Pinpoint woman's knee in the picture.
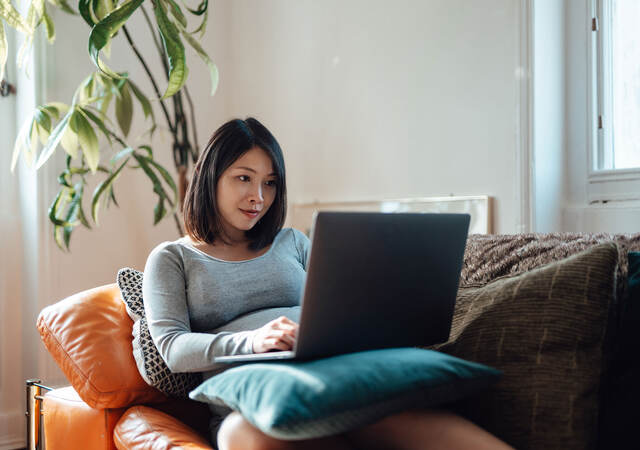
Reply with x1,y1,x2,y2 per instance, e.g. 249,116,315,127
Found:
345,410,513,450
217,412,291,450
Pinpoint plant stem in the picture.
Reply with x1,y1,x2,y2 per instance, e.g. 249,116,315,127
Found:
141,5,194,219
173,212,184,236
121,25,175,134
184,85,199,161
107,130,128,149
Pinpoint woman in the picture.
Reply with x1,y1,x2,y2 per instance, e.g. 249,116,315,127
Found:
143,117,512,450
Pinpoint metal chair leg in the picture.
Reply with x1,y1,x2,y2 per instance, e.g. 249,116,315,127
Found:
26,379,52,450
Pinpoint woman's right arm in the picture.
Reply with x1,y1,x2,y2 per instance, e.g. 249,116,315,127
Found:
142,244,256,373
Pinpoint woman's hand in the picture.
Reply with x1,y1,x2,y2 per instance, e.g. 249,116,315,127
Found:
251,316,298,353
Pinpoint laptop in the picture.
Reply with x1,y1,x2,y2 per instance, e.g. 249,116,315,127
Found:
214,211,470,363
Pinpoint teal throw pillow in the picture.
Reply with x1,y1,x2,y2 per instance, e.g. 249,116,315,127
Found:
189,347,500,440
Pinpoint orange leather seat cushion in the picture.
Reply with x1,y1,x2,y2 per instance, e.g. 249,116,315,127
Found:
43,386,126,450
37,284,167,409
114,406,213,449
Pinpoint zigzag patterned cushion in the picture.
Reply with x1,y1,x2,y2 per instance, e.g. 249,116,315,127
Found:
117,267,202,398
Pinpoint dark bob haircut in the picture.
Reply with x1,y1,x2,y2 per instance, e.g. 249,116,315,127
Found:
183,117,287,251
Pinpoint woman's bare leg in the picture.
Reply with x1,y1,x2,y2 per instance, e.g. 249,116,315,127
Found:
217,411,356,450
344,410,514,450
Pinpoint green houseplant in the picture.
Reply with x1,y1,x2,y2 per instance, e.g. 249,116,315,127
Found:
1,0,217,249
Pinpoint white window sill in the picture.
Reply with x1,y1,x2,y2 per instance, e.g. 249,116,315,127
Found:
587,168,640,203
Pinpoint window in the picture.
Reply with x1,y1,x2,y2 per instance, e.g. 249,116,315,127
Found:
589,0,640,202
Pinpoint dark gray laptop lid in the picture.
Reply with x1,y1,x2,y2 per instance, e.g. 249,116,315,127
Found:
294,211,470,360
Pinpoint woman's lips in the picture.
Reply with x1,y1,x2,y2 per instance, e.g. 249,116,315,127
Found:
240,209,259,219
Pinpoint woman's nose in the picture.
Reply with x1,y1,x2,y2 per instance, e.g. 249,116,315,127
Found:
248,184,264,203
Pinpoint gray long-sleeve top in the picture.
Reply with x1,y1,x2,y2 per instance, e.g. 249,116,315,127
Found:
142,227,310,373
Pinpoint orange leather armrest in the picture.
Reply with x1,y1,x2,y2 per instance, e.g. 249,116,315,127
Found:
114,406,213,450
37,284,166,408
43,386,126,450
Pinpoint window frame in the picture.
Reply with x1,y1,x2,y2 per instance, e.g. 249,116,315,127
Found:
587,0,640,203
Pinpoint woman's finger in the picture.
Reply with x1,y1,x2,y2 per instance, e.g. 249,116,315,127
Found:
275,316,297,326
266,338,292,351
270,330,295,346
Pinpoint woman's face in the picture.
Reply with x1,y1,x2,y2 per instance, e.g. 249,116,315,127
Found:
215,146,278,242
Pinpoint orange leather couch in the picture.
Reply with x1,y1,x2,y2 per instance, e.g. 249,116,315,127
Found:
34,284,215,449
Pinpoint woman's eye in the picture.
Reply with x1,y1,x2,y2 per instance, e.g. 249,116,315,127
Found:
238,175,250,182
265,180,276,187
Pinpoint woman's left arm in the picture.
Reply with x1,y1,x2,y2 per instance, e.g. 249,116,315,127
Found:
143,244,257,372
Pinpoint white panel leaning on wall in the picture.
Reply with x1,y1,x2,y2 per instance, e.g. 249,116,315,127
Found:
287,196,492,236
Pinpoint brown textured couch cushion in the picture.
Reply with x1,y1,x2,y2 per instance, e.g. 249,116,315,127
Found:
434,242,619,450
461,232,640,297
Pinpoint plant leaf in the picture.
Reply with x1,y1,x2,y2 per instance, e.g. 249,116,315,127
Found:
60,125,79,158
190,0,207,37
24,0,45,31
42,4,55,43
0,0,32,34
48,187,76,227
78,106,112,145
72,108,100,173
41,102,68,119
16,33,33,70
16,0,44,69
98,89,113,115
137,144,152,158
127,79,153,120
133,152,166,196
91,158,127,223
94,0,114,21
53,224,65,250
26,122,38,166
77,196,92,228
34,108,73,170
180,0,206,16
62,182,85,249
88,0,143,79
46,0,76,15
0,19,7,82
78,0,95,26
108,184,118,207
154,1,187,98
137,153,177,207
179,25,217,95
115,80,133,137
133,152,173,221
164,0,186,28
36,122,50,146
11,117,33,171
153,197,165,225
34,107,52,132
34,108,52,147
80,73,95,103
110,146,133,164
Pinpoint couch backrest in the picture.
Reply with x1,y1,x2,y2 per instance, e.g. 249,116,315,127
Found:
37,284,167,409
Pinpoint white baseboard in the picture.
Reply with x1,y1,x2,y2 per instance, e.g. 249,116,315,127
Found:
0,411,26,450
